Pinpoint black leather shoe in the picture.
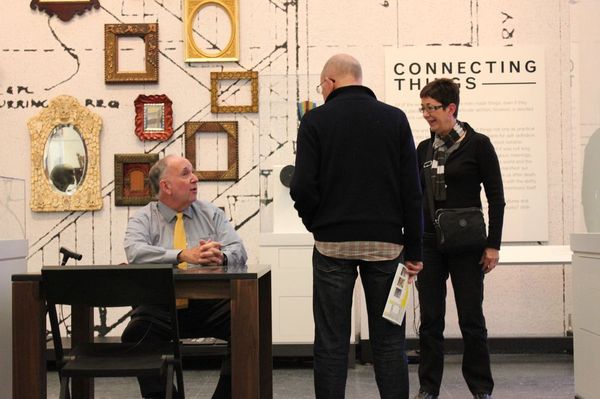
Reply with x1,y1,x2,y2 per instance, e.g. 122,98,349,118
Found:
414,392,438,399
473,394,492,399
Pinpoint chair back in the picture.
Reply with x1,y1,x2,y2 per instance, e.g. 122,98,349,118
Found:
42,264,180,371
43,264,175,307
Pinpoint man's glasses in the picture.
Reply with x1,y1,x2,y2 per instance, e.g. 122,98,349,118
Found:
419,104,444,113
316,78,335,94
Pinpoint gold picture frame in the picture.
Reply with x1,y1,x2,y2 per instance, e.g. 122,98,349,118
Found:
185,121,239,181
105,23,159,84
184,0,239,62
30,0,100,22
28,95,102,212
114,153,159,206
210,71,259,113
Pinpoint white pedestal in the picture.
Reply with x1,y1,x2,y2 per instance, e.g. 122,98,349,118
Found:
572,233,600,399
1,239,27,398
259,233,359,345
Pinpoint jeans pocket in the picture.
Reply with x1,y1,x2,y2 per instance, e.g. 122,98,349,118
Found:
313,248,346,273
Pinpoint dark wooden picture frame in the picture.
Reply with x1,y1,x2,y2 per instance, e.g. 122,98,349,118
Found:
30,0,100,22
134,94,173,141
210,71,258,113
105,23,159,84
114,153,159,206
185,121,238,181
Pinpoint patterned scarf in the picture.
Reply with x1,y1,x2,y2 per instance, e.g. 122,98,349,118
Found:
431,121,466,201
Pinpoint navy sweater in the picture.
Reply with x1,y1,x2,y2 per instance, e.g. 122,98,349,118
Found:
290,85,423,261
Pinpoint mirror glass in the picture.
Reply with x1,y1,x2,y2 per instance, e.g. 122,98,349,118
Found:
43,124,87,195
144,103,165,131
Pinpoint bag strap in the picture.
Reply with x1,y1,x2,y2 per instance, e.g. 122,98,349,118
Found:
423,141,436,223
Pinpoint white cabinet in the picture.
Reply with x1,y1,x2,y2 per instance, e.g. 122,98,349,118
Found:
259,233,359,346
572,233,600,399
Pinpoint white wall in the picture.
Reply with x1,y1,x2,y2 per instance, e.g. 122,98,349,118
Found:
0,0,583,338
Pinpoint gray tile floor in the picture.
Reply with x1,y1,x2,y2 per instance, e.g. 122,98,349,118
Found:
47,354,574,398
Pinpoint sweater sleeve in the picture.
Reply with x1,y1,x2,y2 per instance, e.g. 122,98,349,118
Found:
290,117,321,230
478,136,505,249
397,114,424,261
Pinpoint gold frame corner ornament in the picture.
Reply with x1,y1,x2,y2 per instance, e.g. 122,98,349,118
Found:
105,23,159,84
184,0,239,62
28,95,103,212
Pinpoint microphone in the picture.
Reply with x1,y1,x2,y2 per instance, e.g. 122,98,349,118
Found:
59,246,83,266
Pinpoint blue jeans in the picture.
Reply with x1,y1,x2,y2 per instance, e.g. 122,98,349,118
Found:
312,248,409,399
416,242,493,396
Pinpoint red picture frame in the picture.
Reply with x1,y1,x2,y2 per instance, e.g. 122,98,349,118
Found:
134,94,173,141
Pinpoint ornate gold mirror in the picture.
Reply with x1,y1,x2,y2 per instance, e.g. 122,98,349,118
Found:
28,95,103,211
184,0,239,62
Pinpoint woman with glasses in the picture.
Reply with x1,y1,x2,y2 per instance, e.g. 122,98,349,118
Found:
413,78,505,399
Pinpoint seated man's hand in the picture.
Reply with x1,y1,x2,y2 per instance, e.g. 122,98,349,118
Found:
180,240,225,265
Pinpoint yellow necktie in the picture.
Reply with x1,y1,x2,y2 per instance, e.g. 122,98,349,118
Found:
174,212,188,308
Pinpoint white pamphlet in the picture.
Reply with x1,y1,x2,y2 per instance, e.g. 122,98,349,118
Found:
382,263,411,326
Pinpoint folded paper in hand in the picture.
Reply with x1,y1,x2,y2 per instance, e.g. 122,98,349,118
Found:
382,263,411,326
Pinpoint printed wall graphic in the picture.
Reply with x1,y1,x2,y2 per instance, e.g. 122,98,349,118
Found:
385,46,547,242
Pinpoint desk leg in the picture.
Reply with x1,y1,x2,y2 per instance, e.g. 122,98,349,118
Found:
231,279,264,399
12,281,46,399
71,305,94,398
258,272,272,399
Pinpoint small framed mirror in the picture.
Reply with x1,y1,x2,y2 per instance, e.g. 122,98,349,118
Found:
28,95,102,212
30,0,100,22
134,94,173,141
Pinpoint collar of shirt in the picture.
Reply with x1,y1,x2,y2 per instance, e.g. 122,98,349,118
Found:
157,201,192,223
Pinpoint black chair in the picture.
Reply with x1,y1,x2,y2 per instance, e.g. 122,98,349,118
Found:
43,264,184,399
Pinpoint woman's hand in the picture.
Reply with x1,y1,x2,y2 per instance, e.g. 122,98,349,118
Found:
480,248,499,273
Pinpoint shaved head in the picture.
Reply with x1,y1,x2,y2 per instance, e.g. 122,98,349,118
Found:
321,53,362,84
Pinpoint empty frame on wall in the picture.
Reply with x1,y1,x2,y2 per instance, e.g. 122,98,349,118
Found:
134,94,173,141
184,0,239,62
114,153,159,206
30,0,100,22
105,23,159,83
210,71,259,113
185,121,238,181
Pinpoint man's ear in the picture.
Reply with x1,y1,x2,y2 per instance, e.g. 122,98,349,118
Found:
160,179,171,195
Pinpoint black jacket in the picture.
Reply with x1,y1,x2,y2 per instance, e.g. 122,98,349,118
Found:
290,85,423,261
417,122,505,249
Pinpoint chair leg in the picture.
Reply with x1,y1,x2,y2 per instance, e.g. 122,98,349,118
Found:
176,362,185,399
59,376,70,399
165,363,174,399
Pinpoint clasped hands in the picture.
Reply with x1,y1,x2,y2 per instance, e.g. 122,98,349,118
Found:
178,239,224,266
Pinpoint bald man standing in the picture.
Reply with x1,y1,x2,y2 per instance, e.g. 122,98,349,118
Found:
290,54,424,398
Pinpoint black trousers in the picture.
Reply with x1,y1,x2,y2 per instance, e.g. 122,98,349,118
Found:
121,299,230,398
416,241,493,396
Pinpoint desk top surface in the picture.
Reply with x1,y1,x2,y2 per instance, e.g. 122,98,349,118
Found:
12,264,271,282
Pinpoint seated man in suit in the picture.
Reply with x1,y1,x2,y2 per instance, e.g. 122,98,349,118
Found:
122,154,248,399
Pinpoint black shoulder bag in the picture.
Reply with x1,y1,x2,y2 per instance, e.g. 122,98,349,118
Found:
423,142,487,253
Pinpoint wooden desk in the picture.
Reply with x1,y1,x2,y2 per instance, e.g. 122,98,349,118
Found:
12,264,272,399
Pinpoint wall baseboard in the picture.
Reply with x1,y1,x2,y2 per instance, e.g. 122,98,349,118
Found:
359,337,573,364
